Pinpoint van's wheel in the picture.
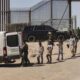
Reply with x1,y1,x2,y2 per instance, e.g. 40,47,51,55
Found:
28,35,36,42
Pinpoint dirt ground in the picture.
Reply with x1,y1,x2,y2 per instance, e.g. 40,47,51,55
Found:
0,41,80,80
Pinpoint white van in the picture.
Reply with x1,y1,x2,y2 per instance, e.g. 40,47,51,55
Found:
0,31,22,62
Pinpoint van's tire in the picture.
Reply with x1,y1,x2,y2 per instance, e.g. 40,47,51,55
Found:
28,35,36,42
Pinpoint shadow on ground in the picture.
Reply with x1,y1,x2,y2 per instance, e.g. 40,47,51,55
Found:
0,53,80,67
45,53,80,65
64,54,80,61
0,63,44,68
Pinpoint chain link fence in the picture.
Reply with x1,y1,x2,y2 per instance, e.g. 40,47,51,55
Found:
0,0,73,32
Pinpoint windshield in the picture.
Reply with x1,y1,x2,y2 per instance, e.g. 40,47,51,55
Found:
7,35,19,47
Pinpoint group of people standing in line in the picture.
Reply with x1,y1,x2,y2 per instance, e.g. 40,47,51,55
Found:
21,31,79,65
37,40,53,64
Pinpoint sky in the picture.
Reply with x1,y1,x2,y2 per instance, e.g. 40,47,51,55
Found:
72,2,80,27
10,0,42,9
10,0,80,27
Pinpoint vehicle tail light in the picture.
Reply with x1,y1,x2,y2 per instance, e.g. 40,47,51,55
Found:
3,47,7,56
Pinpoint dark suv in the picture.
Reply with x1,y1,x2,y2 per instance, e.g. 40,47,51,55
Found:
22,25,70,42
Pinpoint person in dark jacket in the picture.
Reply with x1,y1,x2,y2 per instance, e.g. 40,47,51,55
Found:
21,42,30,65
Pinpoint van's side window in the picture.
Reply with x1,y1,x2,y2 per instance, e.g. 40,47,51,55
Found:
7,35,18,47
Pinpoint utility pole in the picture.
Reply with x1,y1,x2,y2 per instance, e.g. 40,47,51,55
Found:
29,9,31,25
73,16,77,35
68,0,72,31
74,16,77,30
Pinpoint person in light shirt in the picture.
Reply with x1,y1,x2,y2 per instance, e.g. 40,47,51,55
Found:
69,35,78,57
37,41,44,64
46,40,53,63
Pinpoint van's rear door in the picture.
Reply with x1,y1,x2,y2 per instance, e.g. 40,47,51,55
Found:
6,32,20,57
